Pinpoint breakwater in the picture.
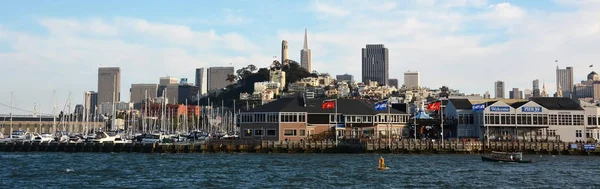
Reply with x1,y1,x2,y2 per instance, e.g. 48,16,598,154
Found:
1,140,599,155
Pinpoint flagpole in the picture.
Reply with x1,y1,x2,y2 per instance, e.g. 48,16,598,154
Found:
335,98,338,146
440,100,444,148
388,100,391,149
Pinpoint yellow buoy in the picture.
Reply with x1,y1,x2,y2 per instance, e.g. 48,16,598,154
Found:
377,156,389,170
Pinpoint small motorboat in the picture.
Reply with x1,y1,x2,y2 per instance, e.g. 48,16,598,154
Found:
481,151,534,163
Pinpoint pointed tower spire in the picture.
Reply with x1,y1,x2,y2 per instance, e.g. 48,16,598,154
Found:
303,28,309,49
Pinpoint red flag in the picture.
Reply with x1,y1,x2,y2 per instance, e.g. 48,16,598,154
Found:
322,100,335,109
427,101,441,111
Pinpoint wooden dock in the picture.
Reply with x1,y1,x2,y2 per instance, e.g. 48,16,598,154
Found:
0,140,598,155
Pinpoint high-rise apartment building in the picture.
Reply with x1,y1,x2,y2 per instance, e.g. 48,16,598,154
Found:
300,29,312,72
403,71,420,89
195,68,207,95
361,44,389,86
556,66,574,98
84,91,98,120
281,40,289,64
532,79,540,97
130,84,158,104
494,81,505,98
97,67,121,104
336,74,354,83
207,67,235,91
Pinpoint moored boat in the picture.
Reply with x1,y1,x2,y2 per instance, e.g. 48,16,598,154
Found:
481,151,534,163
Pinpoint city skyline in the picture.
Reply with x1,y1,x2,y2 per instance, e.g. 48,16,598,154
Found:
2,0,600,113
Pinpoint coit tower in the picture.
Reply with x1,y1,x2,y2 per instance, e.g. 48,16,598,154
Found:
281,40,288,65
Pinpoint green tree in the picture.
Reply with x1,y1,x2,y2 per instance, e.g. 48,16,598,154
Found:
226,74,237,83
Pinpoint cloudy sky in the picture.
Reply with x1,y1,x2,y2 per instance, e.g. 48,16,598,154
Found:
1,0,600,114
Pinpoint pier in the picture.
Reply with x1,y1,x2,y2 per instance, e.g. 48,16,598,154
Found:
1,140,599,155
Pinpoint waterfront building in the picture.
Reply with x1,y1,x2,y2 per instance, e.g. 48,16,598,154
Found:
84,91,98,120
444,99,476,138
195,68,208,95
300,29,312,72
238,97,410,142
494,81,505,99
281,40,289,64
403,71,420,90
362,44,389,86
207,67,235,91
130,84,158,104
98,67,121,104
336,74,354,83
556,66,574,98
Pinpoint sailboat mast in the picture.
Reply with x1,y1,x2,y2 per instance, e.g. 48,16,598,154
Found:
9,92,13,137
53,90,56,133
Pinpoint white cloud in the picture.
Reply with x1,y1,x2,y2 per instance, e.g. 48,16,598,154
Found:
311,0,350,18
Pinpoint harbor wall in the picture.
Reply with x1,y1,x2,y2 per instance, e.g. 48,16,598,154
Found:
1,140,599,155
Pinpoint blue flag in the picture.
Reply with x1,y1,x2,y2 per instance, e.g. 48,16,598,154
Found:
374,100,388,111
472,103,485,111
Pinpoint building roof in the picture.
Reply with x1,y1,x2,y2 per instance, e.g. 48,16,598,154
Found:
509,101,528,108
529,97,583,110
448,99,472,110
244,97,407,115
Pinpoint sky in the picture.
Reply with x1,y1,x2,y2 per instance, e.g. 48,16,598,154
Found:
1,0,600,115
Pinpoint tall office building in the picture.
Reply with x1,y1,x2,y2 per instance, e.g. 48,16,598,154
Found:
556,66,574,98
532,79,540,97
361,44,389,86
494,81,505,98
281,40,289,64
207,67,235,91
195,68,207,95
388,78,399,89
509,88,522,99
336,74,354,83
84,91,98,120
403,71,420,89
130,84,158,104
160,76,179,85
300,29,312,72
97,67,121,104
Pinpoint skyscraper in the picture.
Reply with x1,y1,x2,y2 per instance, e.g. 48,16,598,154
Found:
281,40,289,65
532,79,540,97
556,66,574,98
97,67,121,104
130,84,158,103
388,78,399,89
195,68,207,95
300,29,312,72
84,91,98,120
403,71,420,89
510,88,522,99
362,44,389,86
207,67,235,91
494,81,505,98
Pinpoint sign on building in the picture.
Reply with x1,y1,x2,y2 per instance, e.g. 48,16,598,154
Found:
489,106,510,112
521,106,542,112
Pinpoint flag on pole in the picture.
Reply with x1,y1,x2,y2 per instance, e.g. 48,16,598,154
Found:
427,101,441,111
374,100,388,111
321,100,336,109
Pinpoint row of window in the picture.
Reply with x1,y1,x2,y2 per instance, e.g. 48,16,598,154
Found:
284,129,306,136
243,129,277,137
458,114,474,124
239,113,408,124
483,114,549,125
536,129,557,137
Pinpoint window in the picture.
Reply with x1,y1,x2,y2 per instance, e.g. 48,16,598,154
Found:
284,129,297,136
299,113,306,122
576,130,582,138
526,114,532,125
254,129,263,136
573,115,584,125
299,130,306,136
266,129,276,136
244,129,253,137
549,115,557,125
547,130,556,137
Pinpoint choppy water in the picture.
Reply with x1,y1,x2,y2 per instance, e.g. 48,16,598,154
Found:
0,152,599,188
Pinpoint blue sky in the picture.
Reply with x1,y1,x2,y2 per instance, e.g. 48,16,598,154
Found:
1,0,600,114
